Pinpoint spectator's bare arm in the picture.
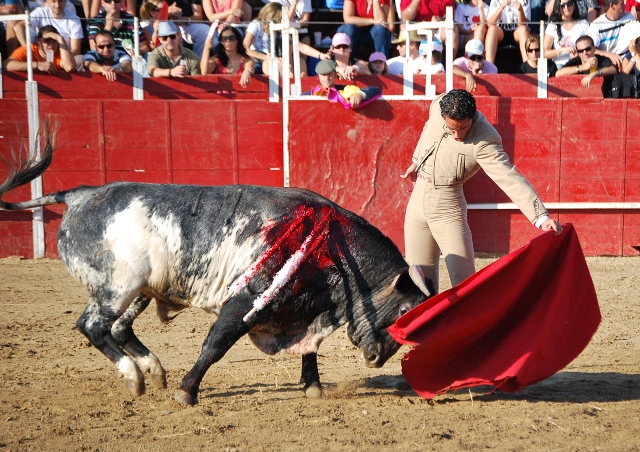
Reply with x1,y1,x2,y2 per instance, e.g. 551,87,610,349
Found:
452,64,476,91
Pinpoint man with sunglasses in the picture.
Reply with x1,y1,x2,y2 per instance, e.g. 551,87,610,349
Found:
452,39,498,92
587,0,635,59
556,34,617,86
87,0,150,56
148,20,200,77
3,24,75,73
83,30,132,81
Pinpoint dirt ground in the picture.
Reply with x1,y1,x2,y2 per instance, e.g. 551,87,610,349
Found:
0,255,639,452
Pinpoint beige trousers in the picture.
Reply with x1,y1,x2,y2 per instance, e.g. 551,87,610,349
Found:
404,175,476,294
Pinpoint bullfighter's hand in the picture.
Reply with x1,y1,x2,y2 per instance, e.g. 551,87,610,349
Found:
541,219,563,236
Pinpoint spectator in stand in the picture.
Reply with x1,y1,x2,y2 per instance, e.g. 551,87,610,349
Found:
556,34,617,86
452,38,497,91
414,39,445,74
19,0,84,67
401,0,459,58
200,26,255,88
545,0,598,22
203,0,252,25
83,30,132,80
387,29,422,75
87,0,149,56
1,0,25,55
265,0,313,45
587,0,635,64
544,0,589,69
307,59,382,108
88,0,135,17
621,36,640,75
517,35,558,75
484,0,531,63
3,24,75,73
330,32,371,79
165,0,210,58
455,0,489,50
139,0,164,53
337,0,395,58
147,21,200,77
625,0,638,19
368,51,388,74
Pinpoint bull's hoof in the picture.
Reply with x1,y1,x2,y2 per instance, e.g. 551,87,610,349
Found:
174,388,198,405
304,382,323,399
124,378,145,397
150,371,168,389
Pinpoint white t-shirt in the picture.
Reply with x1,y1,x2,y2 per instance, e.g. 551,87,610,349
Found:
454,2,490,33
588,12,636,54
264,0,312,23
30,6,84,47
413,58,445,74
486,0,531,31
387,55,422,75
544,20,589,68
246,20,269,54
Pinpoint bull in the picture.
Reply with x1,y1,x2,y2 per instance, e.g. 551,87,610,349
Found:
0,125,433,405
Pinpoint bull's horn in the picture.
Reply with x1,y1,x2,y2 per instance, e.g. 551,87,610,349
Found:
408,265,432,297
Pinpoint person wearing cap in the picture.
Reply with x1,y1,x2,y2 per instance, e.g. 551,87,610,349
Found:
330,32,371,79
452,39,498,91
400,89,563,294
485,0,531,63
307,59,382,108
386,29,422,75
368,51,388,74
414,39,445,74
148,21,200,77
337,0,395,58
400,0,460,58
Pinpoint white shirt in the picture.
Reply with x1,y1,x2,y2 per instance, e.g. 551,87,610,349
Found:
487,0,531,31
264,0,312,23
387,55,422,75
30,6,84,47
588,12,636,54
454,2,490,33
413,58,445,74
544,20,589,68
246,20,269,54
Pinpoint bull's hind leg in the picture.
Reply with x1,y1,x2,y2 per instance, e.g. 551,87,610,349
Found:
111,294,167,389
76,295,145,397
300,353,323,399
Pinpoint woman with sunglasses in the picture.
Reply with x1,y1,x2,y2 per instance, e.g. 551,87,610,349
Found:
544,0,598,22
3,24,75,73
200,26,255,88
140,0,165,51
330,32,371,79
518,35,558,75
543,0,589,69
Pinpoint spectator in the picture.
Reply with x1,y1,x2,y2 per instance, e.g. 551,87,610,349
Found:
3,24,75,73
621,36,640,75
265,0,313,45
414,39,445,74
401,0,459,58
517,35,558,75
337,0,394,58
587,0,635,62
147,21,200,77
545,0,598,22
386,30,422,75
87,0,149,56
139,0,164,52
455,0,489,51
330,32,371,79
203,0,252,24
556,34,617,87
452,38,497,91
544,0,589,69
625,0,638,19
484,0,531,63
200,26,254,88
88,0,135,17
83,30,132,80
368,51,388,74
1,0,25,55
166,0,210,58
308,59,382,108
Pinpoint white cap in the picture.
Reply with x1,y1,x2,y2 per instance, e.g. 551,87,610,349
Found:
465,39,484,57
419,40,443,55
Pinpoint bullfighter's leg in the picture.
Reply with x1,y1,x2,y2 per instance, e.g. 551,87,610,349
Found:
175,299,255,405
300,353,323,399
76,294,145,397
111,294,167,389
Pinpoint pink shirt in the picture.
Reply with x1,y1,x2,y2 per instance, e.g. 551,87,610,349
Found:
453,56,498,74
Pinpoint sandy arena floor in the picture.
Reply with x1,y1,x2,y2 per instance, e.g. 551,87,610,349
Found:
0,255,639,451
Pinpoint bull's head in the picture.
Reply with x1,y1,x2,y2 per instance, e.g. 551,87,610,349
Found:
347,265,433,368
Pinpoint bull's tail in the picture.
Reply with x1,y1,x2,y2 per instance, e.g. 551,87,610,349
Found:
0,118,66,211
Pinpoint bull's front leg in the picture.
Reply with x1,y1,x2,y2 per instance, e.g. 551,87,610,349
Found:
300,353,323,399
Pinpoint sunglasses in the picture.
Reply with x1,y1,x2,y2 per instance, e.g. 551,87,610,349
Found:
576,45,593,53
527,47,540,53
220,35,237,42
40,37,57,45
333,44,349,50
97,43,115,49
160,34,177,41
103,0,122,3
469,54,484,61
560,0,575,7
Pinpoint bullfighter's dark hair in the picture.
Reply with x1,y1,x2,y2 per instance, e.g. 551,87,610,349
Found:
439,89,477,121
36,25,61,40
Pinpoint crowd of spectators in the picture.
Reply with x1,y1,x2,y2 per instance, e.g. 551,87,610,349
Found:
0,0,639,92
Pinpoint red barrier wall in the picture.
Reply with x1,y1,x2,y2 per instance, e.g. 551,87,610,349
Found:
0,73,637,258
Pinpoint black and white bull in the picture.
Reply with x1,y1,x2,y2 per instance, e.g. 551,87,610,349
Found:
0,126,433,405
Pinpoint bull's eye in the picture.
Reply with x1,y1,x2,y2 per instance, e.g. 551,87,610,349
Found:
399,304,410,317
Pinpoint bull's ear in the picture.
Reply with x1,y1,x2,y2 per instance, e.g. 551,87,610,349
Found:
408,265,433,297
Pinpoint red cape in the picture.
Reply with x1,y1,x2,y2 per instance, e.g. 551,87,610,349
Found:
388,223,601,398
